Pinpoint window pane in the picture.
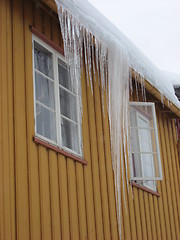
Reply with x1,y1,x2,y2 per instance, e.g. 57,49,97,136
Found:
131,153,142,178
59,87,77,122
132,153,160,179
61,117,79,153
35,72,55,109
130,105,155,128
141,153,154,177
36,103,56,142
34,42,53,79
58,59,73,91
131,128,158,153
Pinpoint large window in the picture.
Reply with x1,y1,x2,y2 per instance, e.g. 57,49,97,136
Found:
32,36,82,156
130,102,162,191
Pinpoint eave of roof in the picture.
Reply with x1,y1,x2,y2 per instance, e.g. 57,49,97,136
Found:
40,0,180,118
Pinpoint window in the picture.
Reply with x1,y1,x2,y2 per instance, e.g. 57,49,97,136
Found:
32,36,82,156
130,102,162,191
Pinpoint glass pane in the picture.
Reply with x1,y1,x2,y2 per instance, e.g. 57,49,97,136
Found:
34,42,53,79
35,72,55,109
141,153,154,177
36,103,56,142
58,59,73,91
130,128,158,153
132,153,160,178
61,117,79,153
131,153,142,178
59,87,77,122
130,104,155,129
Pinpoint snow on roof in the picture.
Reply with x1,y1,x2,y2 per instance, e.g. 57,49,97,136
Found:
162,71,180,88
55,0,180,108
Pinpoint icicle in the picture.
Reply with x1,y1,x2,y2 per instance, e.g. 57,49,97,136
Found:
55,0,174,238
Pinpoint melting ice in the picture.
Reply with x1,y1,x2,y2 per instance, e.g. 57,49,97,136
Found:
55,0,180,238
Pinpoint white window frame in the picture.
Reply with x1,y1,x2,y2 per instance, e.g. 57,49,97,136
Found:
129,102,162,190
32,35,83,157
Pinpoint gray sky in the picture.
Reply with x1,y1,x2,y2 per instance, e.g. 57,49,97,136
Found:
88,0,180,74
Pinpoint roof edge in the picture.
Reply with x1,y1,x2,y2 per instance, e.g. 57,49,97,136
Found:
132,69,180,118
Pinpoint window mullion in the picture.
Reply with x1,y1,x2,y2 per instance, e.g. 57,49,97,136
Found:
54,53,61,146
76,90,82,155
32,39,37,135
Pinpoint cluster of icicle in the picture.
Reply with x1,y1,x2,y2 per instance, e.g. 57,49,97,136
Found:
55,1,131,239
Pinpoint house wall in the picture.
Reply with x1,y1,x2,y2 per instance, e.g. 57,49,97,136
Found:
0,0,179,240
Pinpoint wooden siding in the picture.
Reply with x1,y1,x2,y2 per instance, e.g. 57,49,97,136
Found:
0,0,179,239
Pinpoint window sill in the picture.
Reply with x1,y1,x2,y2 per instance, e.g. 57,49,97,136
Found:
33,136,87,165
130,181,160,197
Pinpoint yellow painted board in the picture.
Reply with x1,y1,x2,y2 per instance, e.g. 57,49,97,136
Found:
38,146,52,240
161,115,176,239
120,151,131,240
148,195,157,240
33,2,43,33
172,122,180,186
43,11,52,38
143,192,152,240
168,120,180,224
100,88,119,240
163,117,180,239
24,0,42,239
81,62,96,239
58,154,70,240
128,187,137,240
12,0,30,239
75,162,88,240
86,72,104,239
1,0,12,238
0,2,4,237
133,187,143,240
138,191,147,240
7,0,16,238
153,196,162,240
49,150,61,240
156,111,172,240
67,158,80,240
51,18,61,46
93,67,111,240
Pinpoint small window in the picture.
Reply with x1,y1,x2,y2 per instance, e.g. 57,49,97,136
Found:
130,102,162,191
33,36,82,156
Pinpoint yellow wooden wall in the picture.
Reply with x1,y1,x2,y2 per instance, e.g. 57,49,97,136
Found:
0,0,179,239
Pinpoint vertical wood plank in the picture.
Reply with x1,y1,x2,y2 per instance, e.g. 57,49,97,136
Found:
33,3,43,33
157,112,174,240
58,154,70,240
143,193,152,240
93,67,111,240
1,1,12,239
24,0,42,239
172,122,180,186
138,191,147,240
170,121,180,222
0,1,5,238
100,88,119,240
39,147,52,240
133,188,143,240
67,159,80,240
128,188,137,240
81,61,96,239
148,195,157,240
163,117,180,239
86,67,104,239
12,0,30,239
49,151,61,240
153,196,162,240
7,0,16,238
